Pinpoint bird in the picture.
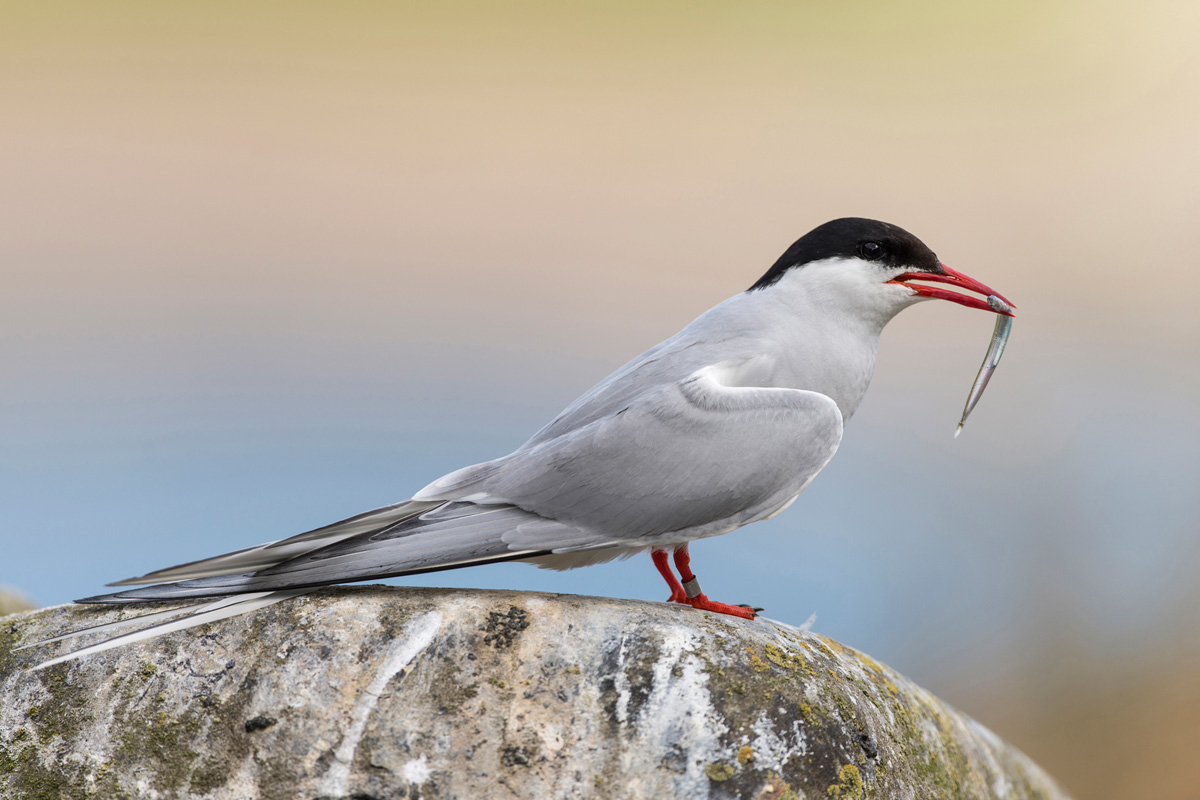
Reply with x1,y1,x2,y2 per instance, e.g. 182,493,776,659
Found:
27,217,1014,668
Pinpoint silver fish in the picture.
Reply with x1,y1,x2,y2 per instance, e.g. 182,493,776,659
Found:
955,294,1013,438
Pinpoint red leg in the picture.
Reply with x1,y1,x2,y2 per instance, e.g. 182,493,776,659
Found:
651,549,688,603
672,544,759,620
672,544,696,583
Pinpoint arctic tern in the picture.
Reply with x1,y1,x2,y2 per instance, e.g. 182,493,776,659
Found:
28,217,1014,668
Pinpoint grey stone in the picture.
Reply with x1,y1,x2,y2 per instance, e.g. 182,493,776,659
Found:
0,587,1070,799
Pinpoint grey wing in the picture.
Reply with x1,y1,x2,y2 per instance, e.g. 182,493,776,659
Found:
514,322,763,448
420,362,845,548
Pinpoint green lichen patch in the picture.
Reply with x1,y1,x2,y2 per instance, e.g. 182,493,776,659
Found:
0,743,89,800
0,715,124,800
428,655,478,714
705,761,736,781
112,710,204,792
189,757,231,795
0,621,22,677
27,667,94,747
103,658,275,797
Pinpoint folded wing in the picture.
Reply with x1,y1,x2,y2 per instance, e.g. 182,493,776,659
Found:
424,363,845,543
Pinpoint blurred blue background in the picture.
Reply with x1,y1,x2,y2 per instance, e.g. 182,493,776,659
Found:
3,3,1199,796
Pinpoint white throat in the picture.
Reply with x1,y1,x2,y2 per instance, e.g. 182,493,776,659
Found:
729,257,919,421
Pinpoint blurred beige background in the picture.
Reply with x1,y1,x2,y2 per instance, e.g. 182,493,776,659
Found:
3,3,1199,797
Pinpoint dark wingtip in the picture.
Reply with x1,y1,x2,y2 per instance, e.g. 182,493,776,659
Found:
105,576,148,588
75,591,143,605
75,594,116,604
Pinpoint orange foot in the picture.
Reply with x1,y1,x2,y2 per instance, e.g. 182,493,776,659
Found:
686,592,761,619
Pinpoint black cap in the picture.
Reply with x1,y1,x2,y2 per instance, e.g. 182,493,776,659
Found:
749,218,940,291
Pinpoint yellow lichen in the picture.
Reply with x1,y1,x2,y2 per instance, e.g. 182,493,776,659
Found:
817,635,846,656
856,652,900,695
761,642,816,676
746,648,771,672
738,744,755,764
826,763,865,799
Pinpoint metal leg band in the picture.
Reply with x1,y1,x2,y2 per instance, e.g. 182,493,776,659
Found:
683,577,702,600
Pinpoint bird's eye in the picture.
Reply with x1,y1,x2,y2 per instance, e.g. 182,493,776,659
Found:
859,241,885,261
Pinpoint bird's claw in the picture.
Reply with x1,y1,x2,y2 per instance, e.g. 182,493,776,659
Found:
685,593,759,619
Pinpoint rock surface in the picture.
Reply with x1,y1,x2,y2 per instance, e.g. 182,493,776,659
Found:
0,587,1069,799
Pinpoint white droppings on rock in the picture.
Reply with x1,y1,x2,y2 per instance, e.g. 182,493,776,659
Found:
611,635,632,724
523,596,550,612
749,711,794,772
319,610,442,797
402,754,432,784
619,625,727,797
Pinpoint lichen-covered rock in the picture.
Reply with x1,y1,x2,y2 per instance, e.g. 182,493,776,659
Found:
0,587,1069,799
